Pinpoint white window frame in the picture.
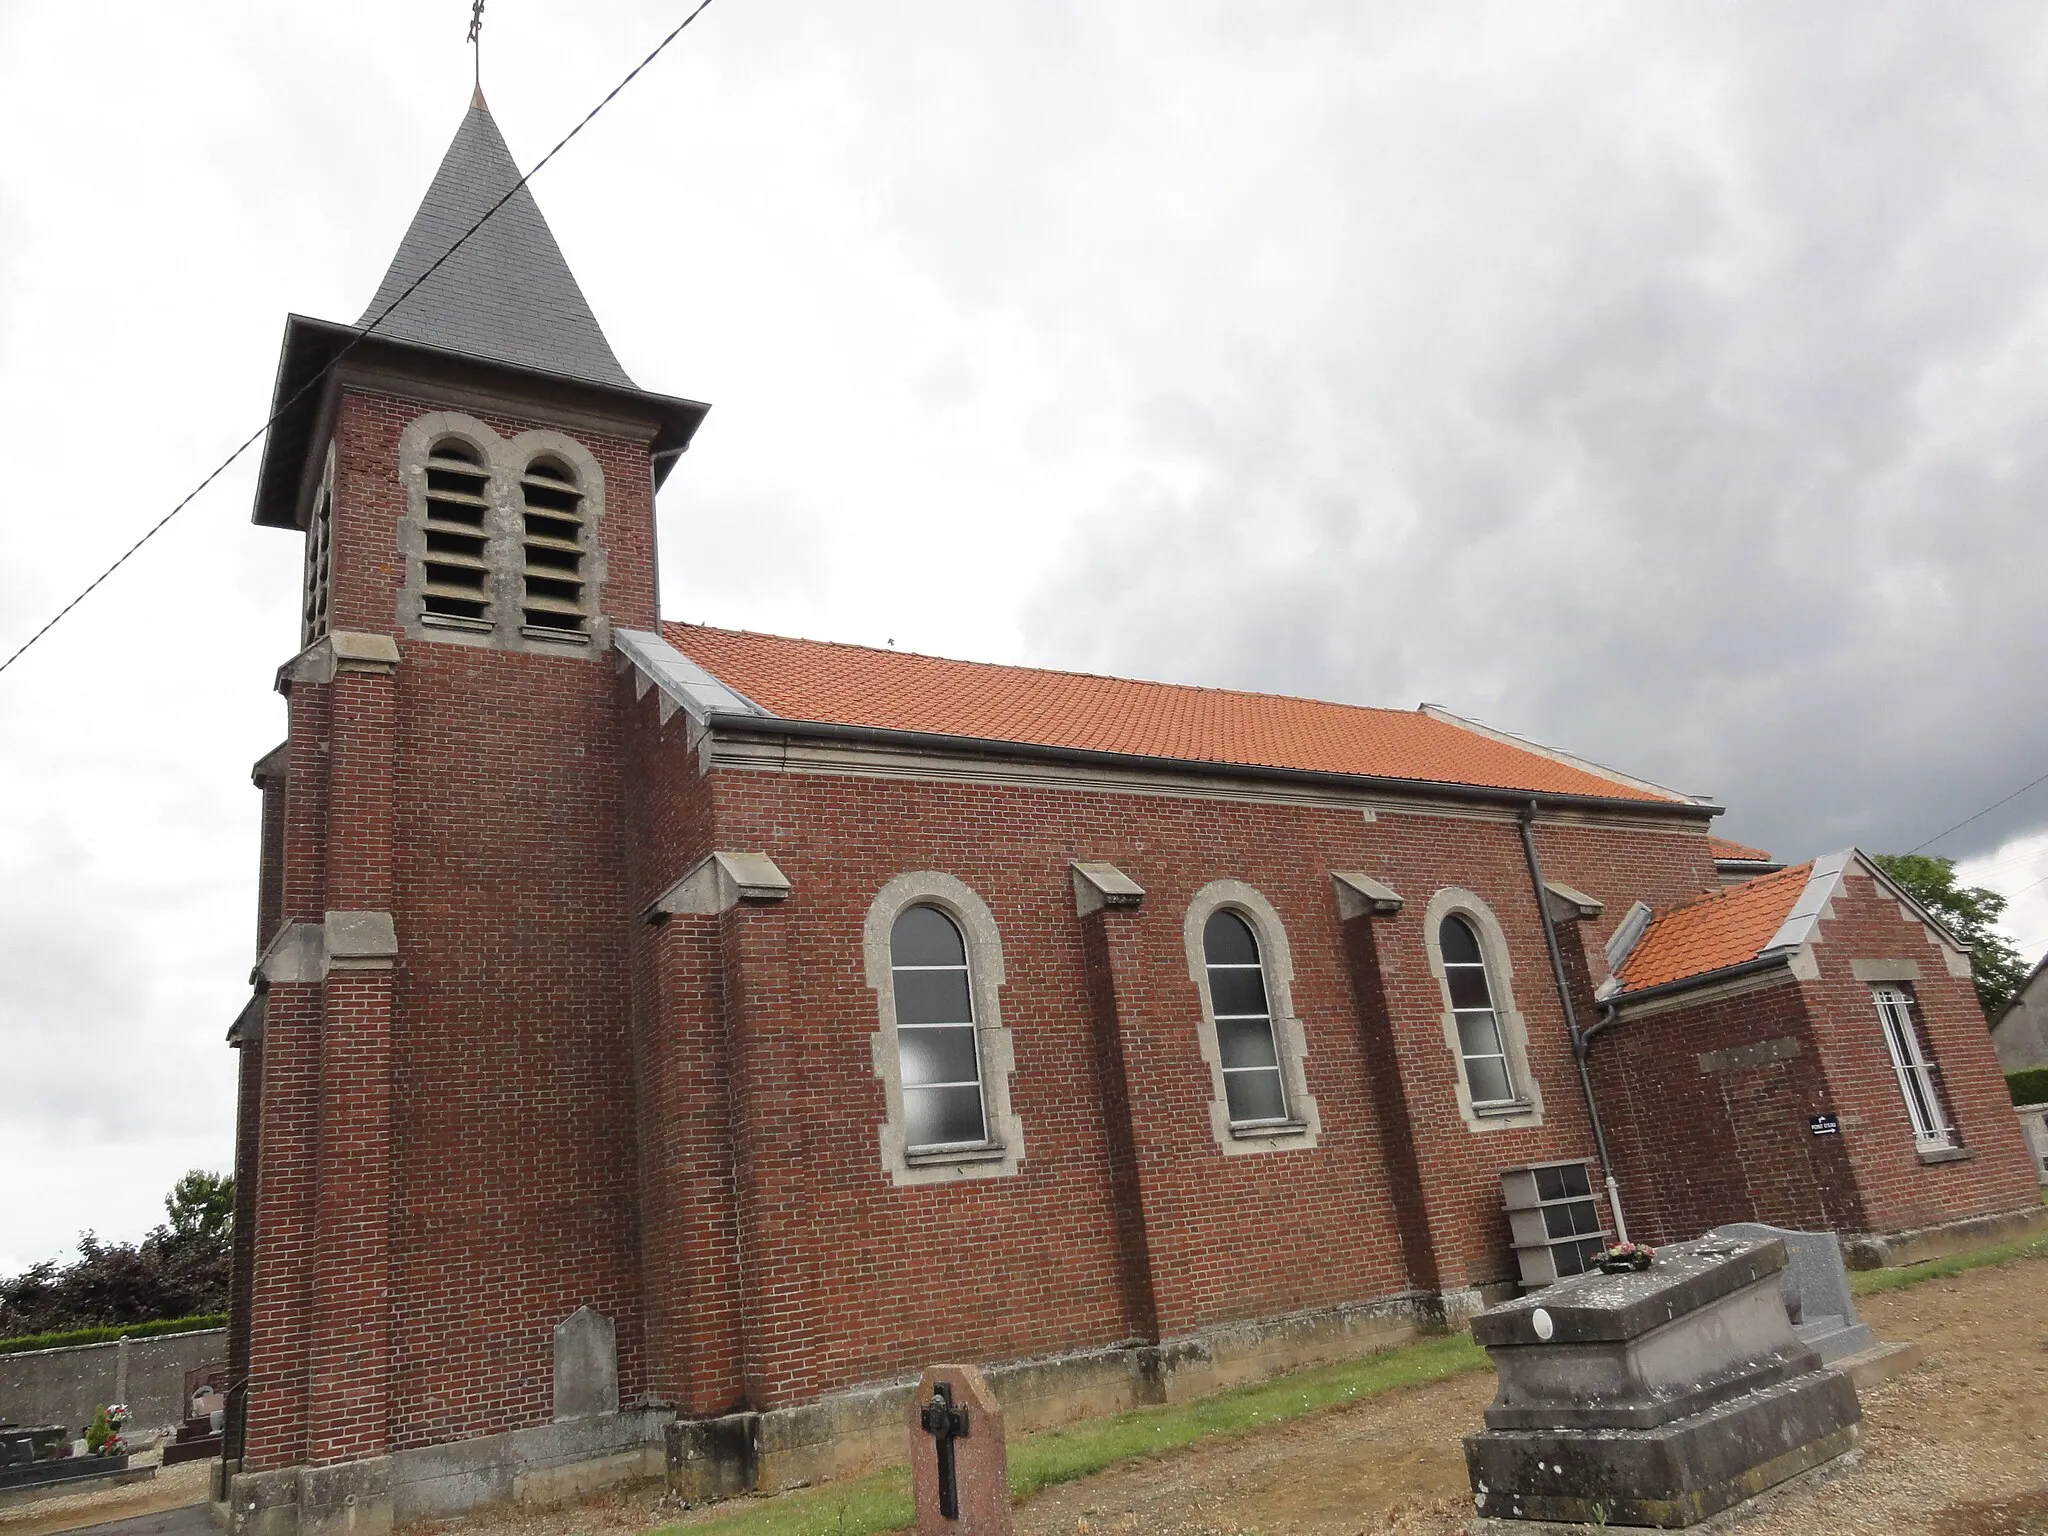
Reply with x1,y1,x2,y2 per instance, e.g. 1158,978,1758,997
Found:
863,872,1023,1186
1422,887,1545,1131
1441,913,1516,1109
1202,908,1291,1129
1183,881,1320,1155
1871,984,1955,1151
889,905,990,1152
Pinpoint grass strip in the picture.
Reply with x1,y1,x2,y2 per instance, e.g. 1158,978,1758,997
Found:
1849,1232,2048,1296
662,1332,1488,1536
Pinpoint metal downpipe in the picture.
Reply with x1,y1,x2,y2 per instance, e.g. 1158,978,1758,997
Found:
1517,800,1631,1244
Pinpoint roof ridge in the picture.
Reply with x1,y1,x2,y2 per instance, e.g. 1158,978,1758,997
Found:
664,621,1447,724
1657,859,1814,920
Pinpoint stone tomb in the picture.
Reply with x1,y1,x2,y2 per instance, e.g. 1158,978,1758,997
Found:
1709,1223,1874,1365
907,1365,1010,1536
1464,1235,1860,1528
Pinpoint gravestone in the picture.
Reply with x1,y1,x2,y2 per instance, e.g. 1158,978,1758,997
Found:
1464,1234,1860,1528
552,1307,618,1421
907,1365,1010,1535
1710,1223,1874,1364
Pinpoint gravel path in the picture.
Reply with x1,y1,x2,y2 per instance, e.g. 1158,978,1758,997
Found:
1014,1254,2048,1536
0,1461,212,1536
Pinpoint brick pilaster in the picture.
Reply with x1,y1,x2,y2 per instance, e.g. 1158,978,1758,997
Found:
304,660,399,1466
717,900,825,1409
1077,909,1161,1344
635,912,746,1414
1335,914,1441,1297
241,678,330,1472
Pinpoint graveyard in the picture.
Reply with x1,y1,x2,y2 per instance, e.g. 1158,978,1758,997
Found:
149,1233,2022,1536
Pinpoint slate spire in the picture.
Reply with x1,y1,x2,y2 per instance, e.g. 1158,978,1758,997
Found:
358,92,635,389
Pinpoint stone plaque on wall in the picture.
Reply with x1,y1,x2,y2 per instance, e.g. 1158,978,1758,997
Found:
552,1307,618,1422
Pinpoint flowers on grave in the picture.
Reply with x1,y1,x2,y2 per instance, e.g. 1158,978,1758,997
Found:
84,1404,131,1455
1598,1241,1656,1274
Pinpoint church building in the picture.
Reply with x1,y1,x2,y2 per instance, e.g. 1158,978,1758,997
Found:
220,95,2042,1535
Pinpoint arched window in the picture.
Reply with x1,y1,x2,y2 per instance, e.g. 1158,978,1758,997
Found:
519,457,588,636
421,438,492,626
890,905,987,1150
1441,914,1514,1106
1202,909,1288,1126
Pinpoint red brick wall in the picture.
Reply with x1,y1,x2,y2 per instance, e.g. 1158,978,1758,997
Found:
1589,867,2039,1247
244,381,666,1468
1592,977,1863,1244
634,752,1725,1408
1797,871,2039,1233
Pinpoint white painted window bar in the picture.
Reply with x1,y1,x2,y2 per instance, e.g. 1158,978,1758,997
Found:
1872,984,1955,1151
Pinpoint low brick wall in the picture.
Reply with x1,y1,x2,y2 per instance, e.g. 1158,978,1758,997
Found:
2018,1103,2048,1185
0,1329,228,1440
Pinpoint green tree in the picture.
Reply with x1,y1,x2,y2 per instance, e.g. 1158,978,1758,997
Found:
165,1170,233,1241
1872,854,2030,1020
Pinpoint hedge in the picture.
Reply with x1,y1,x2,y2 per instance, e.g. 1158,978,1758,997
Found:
2012,1067,2048,1108
0,1313,228,1356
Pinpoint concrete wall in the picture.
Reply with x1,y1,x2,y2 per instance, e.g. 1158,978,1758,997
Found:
1994,979,2048,1072
0,1329,226,1438
2018,1103,2048,1185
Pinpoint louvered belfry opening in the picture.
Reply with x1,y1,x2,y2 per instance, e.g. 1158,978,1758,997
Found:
421,440,494,626
519,457,588,636
301,482,333,645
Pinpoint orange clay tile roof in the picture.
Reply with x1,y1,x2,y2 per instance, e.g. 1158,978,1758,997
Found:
1616,863,1814,992
1709,835,1776,862
663,623,1687,804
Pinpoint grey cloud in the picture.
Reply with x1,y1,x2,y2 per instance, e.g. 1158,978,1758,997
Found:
1019,1,2048,863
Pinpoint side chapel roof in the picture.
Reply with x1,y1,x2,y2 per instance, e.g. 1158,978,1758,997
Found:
1616,849,1971,995
661,623,1704,805
1615,862,1816,992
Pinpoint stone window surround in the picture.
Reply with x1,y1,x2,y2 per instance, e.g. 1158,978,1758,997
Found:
863,871,1024,1187
1182,880,1322,1156
1421,886,1545,1132
394,409,611,654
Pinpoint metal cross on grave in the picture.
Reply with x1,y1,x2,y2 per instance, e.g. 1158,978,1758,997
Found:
917,1381,972,1520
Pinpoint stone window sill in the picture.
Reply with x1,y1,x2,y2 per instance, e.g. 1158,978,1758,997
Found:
1229,1119,1310,1142
521,624,592,646
422,612,493,634
906,1142,1008,1168
1473,1099,1536,1120
1917,1145,1972,1166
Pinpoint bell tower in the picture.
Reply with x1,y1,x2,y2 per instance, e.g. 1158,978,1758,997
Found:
228,92,707,1534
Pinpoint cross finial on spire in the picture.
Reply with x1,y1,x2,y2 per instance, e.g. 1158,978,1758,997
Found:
467,0,485,91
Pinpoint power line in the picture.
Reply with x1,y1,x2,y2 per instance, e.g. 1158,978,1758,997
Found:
0,0,719,682
1907,765,2048,855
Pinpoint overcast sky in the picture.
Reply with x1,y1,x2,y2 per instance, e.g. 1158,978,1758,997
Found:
3,1,2046,1275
